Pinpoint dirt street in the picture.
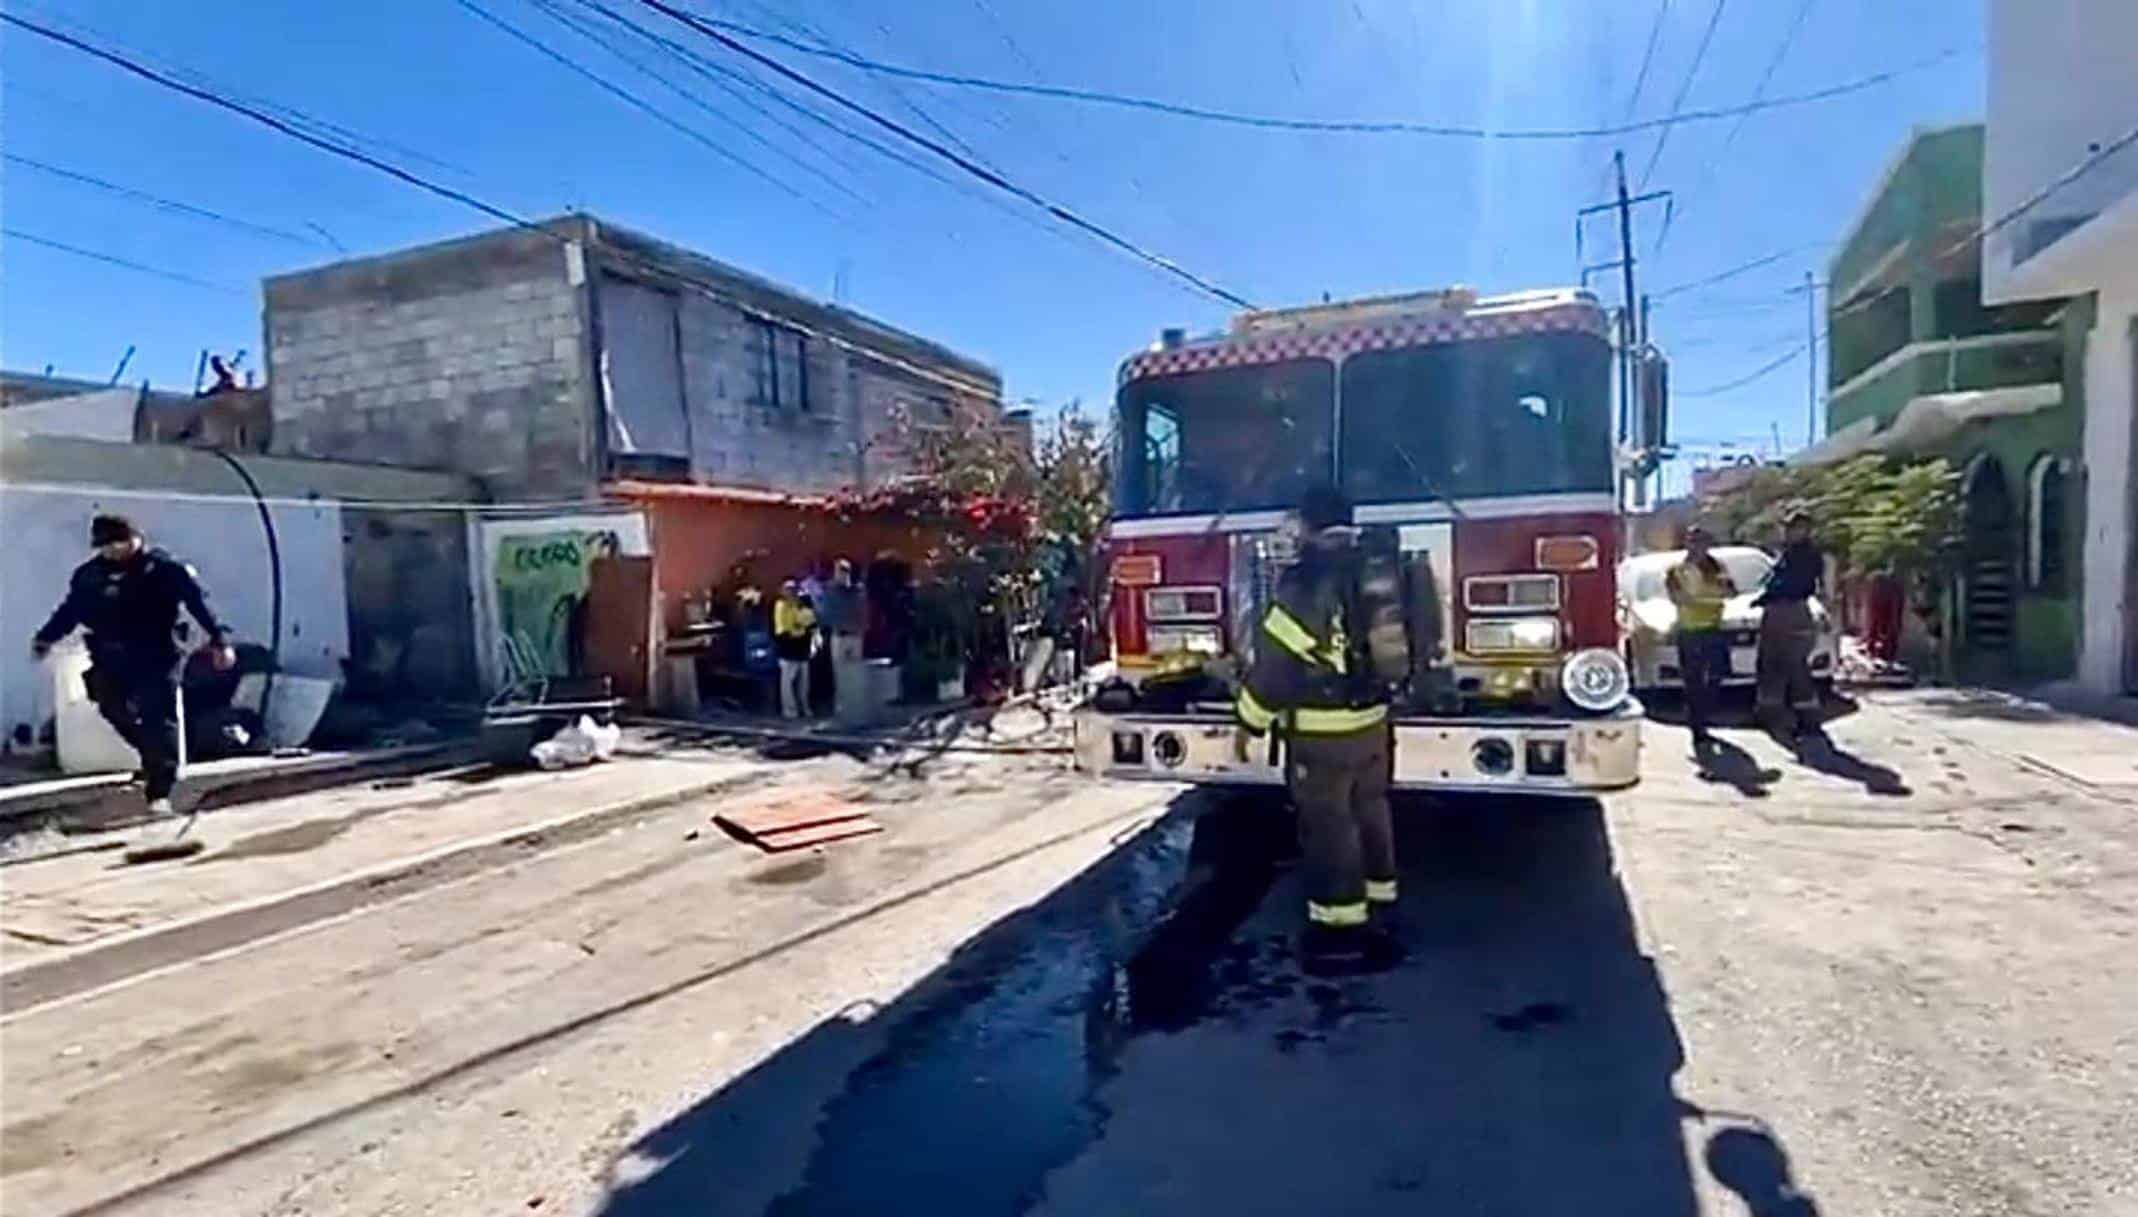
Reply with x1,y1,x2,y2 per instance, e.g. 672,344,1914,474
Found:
3,691,2135,1216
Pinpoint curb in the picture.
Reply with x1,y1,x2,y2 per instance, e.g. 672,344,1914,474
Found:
0,766,769,1018
0,742,477,833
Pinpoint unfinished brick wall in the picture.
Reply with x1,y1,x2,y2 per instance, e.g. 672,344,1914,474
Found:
667,290,857,494
264,227,596,500
606,278,993,496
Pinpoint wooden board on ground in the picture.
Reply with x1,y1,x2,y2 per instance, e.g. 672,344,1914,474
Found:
713,787,879,852
751,817,884,852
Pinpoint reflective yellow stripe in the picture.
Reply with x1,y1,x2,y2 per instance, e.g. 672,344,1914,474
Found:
1308,900,1369,927
1236,685,1277,733
1263,605,1321,663
1365,879,1398,904
1291,704,1388,734
1323,619,1350,674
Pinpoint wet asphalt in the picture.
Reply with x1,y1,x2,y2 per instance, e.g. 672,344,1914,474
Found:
589,790,1780,1217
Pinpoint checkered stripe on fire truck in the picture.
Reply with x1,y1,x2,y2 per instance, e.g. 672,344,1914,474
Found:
1118,303,1609,385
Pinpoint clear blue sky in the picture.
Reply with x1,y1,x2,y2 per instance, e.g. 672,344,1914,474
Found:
3,0,1983,491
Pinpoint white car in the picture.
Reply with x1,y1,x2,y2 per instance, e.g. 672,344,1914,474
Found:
1618,546,1837,693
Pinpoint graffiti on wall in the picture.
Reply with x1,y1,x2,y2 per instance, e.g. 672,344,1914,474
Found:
495,529,622,681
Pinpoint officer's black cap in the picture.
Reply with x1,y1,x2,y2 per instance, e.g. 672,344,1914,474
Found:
90,515,136,547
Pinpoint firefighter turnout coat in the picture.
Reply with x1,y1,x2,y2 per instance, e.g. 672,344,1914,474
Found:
1234,535,1389,740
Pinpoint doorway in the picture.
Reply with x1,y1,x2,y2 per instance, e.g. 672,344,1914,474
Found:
1960,455,2017,664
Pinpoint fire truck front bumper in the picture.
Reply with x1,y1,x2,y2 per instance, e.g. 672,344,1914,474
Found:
1072,704,1643,796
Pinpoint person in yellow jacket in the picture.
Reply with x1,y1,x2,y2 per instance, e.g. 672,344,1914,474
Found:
1666,524,1738,753
772,579,817,719
1235,485,1402,972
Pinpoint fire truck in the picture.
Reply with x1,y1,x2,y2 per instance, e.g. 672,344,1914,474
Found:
1072,286,1667,796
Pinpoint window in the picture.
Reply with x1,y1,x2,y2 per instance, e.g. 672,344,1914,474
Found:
598,275,689,470
751,319,809,411
1338,332,1612,503
2028,454,2071,593
1113,358,1335,516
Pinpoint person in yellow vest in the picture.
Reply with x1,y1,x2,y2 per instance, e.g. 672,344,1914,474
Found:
1666,524,1739,754
772,579,817,719
1235,485,1402,973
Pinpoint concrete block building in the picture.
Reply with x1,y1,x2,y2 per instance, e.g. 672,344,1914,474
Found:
262,217,1004,699
262,215,1001,501
1803,124,2086,683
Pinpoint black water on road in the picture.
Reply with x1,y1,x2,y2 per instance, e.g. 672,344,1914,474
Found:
599,792,1819,1217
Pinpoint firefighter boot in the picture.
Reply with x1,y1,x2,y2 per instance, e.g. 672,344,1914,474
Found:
1300,923,1405,976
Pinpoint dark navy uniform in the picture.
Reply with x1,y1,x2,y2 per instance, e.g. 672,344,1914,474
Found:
1235,528,1398,942
34,547,229,801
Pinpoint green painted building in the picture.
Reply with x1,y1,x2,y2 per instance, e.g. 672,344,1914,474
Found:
1807,123,2086,681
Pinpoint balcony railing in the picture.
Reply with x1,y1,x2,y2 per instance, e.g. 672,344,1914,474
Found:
1827,331,2062,433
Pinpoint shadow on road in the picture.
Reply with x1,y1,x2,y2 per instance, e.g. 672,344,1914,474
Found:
1686,1103,1825,1216
1793,732,1912,797
592,793,1817,1217
1695,738,1783,798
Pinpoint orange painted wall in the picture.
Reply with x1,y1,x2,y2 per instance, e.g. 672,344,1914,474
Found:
624,494,941,630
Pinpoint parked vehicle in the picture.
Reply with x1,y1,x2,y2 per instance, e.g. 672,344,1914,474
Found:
1618,546,1837,694
1072,286,1670,797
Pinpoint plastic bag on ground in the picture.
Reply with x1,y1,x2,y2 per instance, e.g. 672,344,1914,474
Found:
529,716,623,770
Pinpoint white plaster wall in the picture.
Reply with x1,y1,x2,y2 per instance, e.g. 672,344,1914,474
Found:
2079,277,2136,694
0,388,140,442
1,485,347,751
1984,0,2138,297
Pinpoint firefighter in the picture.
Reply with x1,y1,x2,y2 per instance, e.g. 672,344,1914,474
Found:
30,515,236,814
1234,484,1403,971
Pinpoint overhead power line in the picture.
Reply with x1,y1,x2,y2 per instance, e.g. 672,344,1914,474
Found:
529,0,872,208
451,0,842,218
1622,0,1673,123
630,0,1257,310
4,228,247,294
1638,0,1729,190
688,9,1963,142
5,152,330,248
1660,0,1817,254
1716,0,1816,159
0,11,998,402
559,0,1119,260
0,14,532,230
562,0,962,193
1681,339,1810,397
1652,242,1829,300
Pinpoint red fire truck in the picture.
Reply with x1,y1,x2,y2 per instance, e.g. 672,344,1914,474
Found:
1073,286,1662,796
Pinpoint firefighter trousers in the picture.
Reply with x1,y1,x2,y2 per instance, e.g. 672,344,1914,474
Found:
1287,723,1397,927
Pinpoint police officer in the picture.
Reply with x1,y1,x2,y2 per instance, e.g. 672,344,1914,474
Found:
1234,485,1402,971
1754,506,1825,745
31,515,236,814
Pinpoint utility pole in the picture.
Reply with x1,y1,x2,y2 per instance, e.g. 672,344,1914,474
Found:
1615,151,1639,452
1803,269,1819,446
1577,153,1672,502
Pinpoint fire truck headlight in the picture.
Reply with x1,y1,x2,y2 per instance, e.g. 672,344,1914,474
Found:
1561,648,1631,713
1466,617,1560,653
1148,624,1223,657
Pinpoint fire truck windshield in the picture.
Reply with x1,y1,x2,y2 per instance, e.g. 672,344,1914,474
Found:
1114,358,1336,516
1113,332,1611,517
1339,332,1613,504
